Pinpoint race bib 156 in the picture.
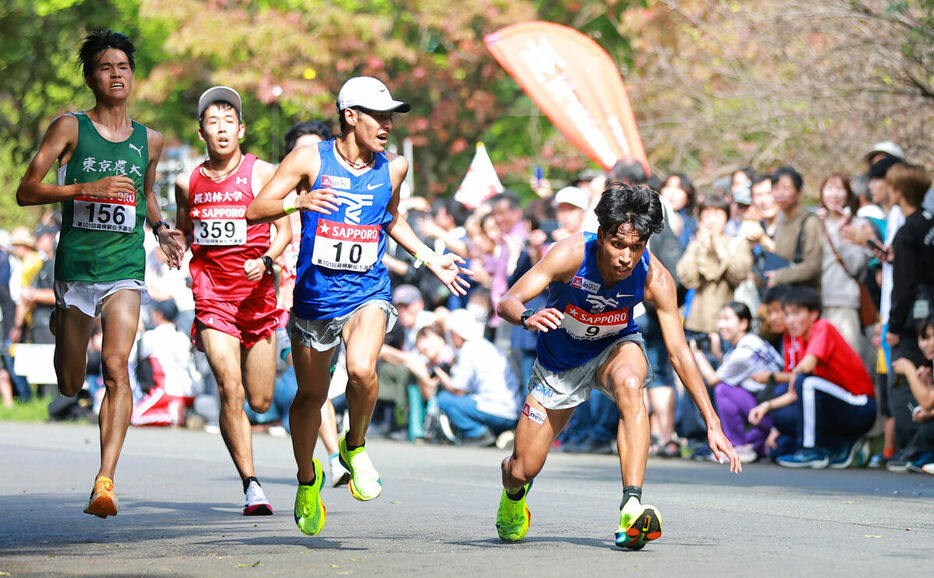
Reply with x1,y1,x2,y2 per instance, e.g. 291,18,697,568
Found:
73,193,136,233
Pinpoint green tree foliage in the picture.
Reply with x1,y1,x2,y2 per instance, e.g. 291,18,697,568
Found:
1,0,931,230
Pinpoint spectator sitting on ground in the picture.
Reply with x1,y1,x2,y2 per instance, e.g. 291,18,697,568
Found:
131,299,196,427
891,316,934,474
435,308,521,446
676,194,753,337
749,287,876,469
691,302,783,463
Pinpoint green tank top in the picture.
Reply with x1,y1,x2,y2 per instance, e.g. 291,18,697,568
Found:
56,112,148,282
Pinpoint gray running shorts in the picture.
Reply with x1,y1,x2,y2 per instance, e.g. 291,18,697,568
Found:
528,332,655,410
288,299,397,352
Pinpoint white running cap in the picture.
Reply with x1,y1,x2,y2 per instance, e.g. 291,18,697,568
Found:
337,77,410,113
198,86,242,120
553,186,590,211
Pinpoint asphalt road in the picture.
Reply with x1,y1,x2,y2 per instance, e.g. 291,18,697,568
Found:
1,421,932,577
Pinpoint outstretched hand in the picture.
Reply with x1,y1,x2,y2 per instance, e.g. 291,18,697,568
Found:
707,427,742,473
426,252,474,296
158,228,186,269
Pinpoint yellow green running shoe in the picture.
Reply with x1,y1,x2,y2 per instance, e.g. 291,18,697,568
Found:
615,496,662,550
496,482,532,542
338,435,382,501
294,459,326,535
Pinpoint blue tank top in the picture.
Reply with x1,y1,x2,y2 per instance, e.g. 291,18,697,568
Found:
293,140,394,320
536,233,648,372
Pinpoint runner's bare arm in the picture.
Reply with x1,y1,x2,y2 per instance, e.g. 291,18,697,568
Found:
143,129,183,269
244,160,292,281
174,173,192,249
496,233,584,332
246,145,339,224
17,115,136,205
645,255,741,473
256,160,292,260
383,155,472,296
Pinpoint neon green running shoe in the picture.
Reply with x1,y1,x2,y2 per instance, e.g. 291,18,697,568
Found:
338,436,382,501
294,459,327,536
496,482,532,542
615,496,662,550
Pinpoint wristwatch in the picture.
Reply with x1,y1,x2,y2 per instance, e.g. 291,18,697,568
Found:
520,309,536,330
262,255,274,275
152,220,169,238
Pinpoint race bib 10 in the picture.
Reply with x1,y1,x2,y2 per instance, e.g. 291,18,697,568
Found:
73,194,136,233
312,219,379,272
561,303,630,341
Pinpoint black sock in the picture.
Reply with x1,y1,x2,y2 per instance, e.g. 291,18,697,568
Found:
346,440,365,452
621,486,642,508
506,486,526,501
298,476,317,487
243,476,259,493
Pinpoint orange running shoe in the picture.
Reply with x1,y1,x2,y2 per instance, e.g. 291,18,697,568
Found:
84,475,119,518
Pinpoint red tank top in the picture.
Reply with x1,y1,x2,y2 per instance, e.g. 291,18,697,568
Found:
188,154,274,300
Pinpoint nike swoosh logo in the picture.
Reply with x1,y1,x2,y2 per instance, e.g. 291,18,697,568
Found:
367,183,382,190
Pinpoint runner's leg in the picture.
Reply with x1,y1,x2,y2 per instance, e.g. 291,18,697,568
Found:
53,306,95,397
290,343,335,483
503,395,574,491
597,341,650,487
200,327,254,481
340,304,387,447
97,290,141,480
319,399,341,454
241,331,275,414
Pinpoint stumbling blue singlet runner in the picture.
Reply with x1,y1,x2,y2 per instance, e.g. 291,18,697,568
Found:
293,139,394,320
537,233,649,372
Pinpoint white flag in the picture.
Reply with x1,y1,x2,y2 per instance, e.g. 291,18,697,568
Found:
454,142,503,209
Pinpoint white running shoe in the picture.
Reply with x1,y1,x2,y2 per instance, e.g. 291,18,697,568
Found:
329,455,351,487
244,480,273,516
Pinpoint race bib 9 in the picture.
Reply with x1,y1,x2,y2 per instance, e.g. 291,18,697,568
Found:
192,219,246,246
312,219,379,272
561,303,630,341
73,195,135,233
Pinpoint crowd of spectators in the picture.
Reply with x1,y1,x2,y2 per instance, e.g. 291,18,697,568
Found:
2,139,933,475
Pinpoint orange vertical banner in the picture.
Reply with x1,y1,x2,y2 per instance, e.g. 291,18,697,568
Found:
484,21,648,173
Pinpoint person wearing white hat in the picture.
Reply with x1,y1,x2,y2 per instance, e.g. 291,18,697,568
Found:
246,76,471,536
863,141,905,166
16,29,184,519
175,85,292,516
552,186,589,240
